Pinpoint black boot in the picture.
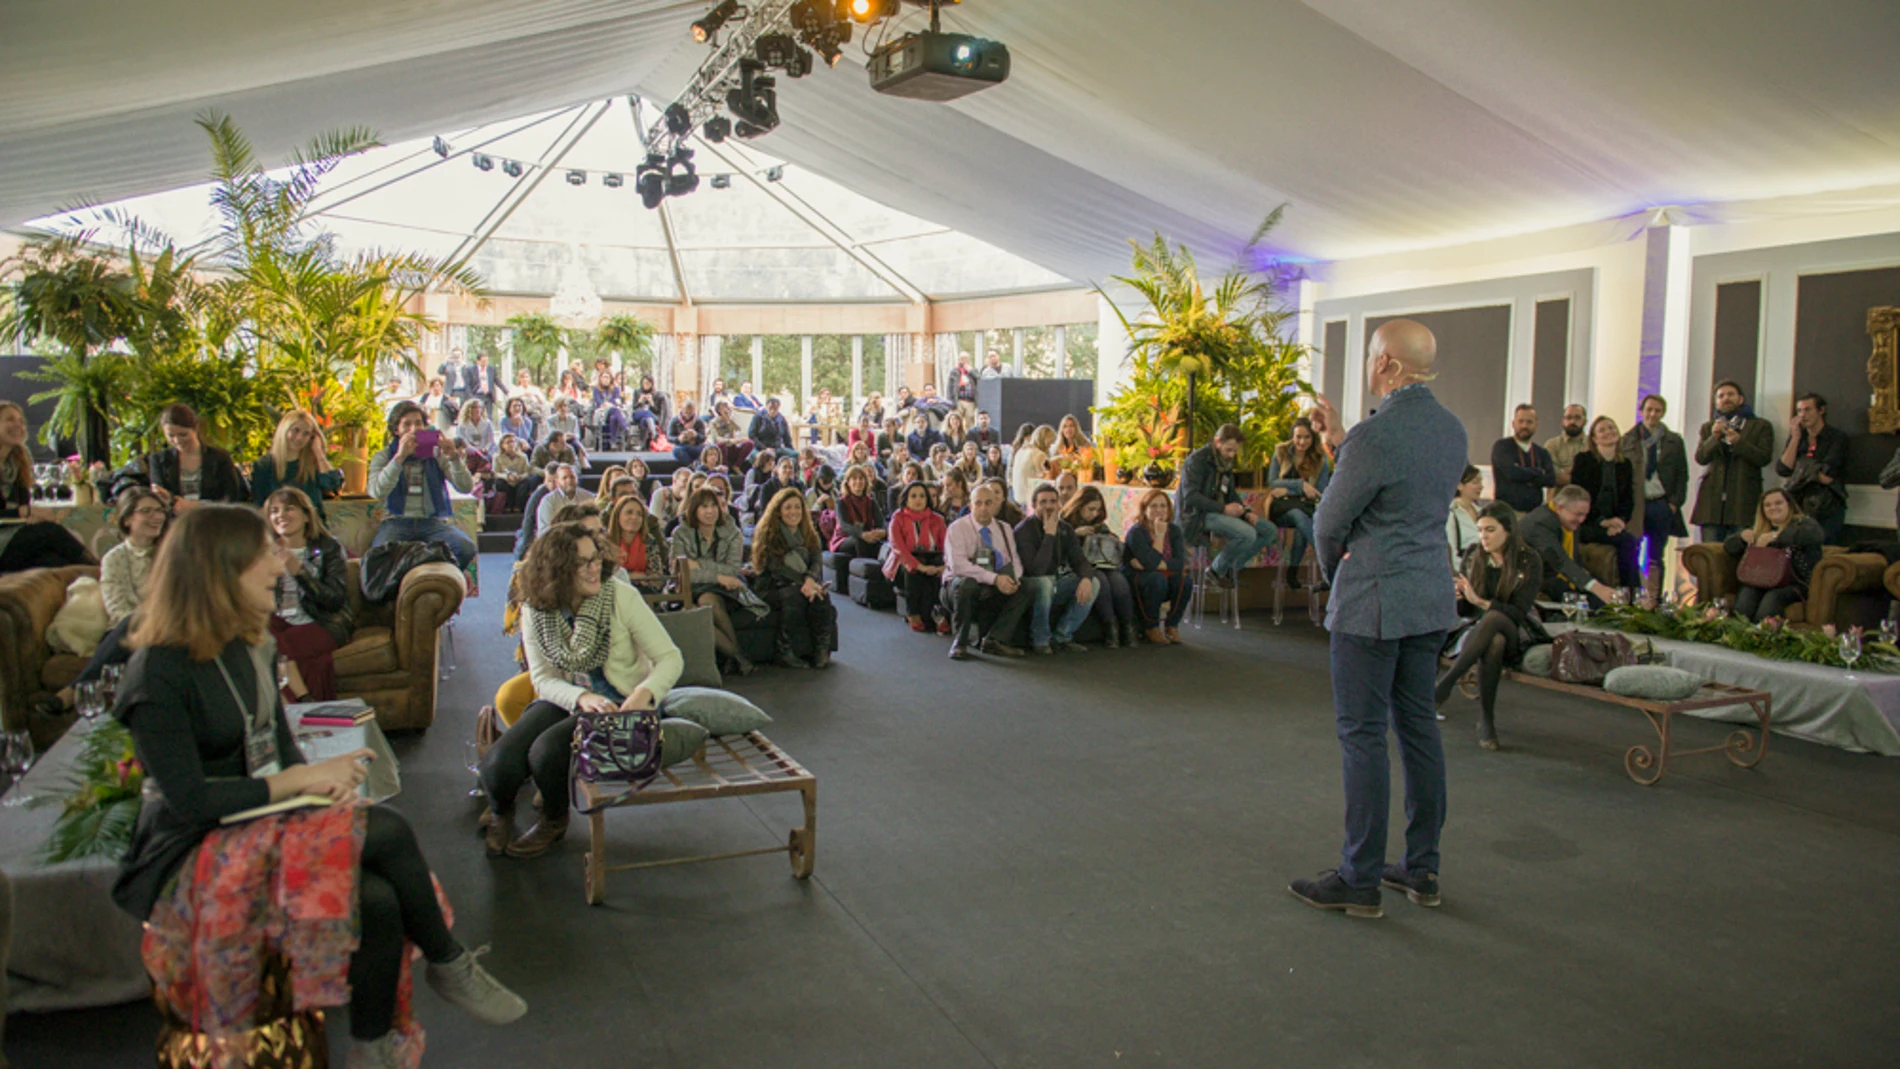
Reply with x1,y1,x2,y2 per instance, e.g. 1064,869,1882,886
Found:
810,617,835,669
1102,621,1121,649
1121,620,1141,648
774,631,809,670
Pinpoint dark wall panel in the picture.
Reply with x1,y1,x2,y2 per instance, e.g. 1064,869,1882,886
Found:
1712,280,1762,404
1322,319,1346,411
1531,299,1569,427
1366,305,1508,465
0,355,64,460
1793,267,1900,485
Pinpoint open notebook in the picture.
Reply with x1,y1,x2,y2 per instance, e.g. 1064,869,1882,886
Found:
219,794,337,825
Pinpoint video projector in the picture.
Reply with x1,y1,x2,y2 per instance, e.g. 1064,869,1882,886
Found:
868,29,1009,100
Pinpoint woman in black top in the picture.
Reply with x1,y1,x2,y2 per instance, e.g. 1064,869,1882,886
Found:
1433,502,1548,751
752,487,838,670
112,505,524,1066
0,401,92,574
1568,416,1641,589
126,403,250,506
1723,487,1825,622
264,486,353,702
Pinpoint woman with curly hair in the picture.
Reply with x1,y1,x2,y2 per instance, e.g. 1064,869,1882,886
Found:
752,487,838,670
604,494,668,593
482,521,683,858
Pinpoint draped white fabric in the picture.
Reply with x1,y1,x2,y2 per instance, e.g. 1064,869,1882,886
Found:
699,335,722,403
883,334,905,400
932,334,956,397
653,334,675,400
5,0,1899,279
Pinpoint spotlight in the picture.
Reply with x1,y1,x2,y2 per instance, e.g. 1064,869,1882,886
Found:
664,103,693,137
765,165,784,182
812,30,848,66
846,0,898,23
755,32,798,68
472,154,494,171
635,152,667,209
734,119,777,139
725,58,779,132
603,172,624,188
702,116,732,143
783,47,814,78
666,147,699,197
711,174,732,189
566,170,587,186
691,0,739,43
502,159,524,177
432,136,450,158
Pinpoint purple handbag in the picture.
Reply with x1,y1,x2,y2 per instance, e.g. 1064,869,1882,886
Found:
570,706,664,813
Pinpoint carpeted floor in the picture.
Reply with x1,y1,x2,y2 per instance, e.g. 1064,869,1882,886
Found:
11,552,1900,1067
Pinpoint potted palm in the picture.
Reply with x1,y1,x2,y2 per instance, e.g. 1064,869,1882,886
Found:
507,312,564,385
594,314,655,371
1,239,138,465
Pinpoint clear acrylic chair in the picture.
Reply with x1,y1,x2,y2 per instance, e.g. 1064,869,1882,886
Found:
1189,539,1241,629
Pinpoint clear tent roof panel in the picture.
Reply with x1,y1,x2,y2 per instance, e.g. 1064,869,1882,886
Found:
679,246,899,302
865,229,1070,298
467,238,679,301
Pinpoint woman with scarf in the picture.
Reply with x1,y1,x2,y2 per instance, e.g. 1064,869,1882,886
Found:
1433,502,1548,751
752,487,838,669
604,495,669,594
671,487,756,675
482,521,683,859
885,480,950,634
829,464,887,563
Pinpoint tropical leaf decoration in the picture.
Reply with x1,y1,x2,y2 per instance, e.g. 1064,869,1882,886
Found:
594,314,655,366
507,312,566,383
1592,603,1898,671
35,720,145,863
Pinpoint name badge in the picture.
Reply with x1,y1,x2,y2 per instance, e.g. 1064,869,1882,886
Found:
973,547,996,569
245,725,281,779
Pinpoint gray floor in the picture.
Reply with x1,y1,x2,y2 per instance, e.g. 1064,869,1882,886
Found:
11,552,1900,1068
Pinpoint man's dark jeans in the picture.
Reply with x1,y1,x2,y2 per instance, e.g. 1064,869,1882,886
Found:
1330,630,1447,889
943,576,1031,645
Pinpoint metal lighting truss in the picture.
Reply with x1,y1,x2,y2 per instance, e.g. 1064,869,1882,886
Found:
642,0,799,155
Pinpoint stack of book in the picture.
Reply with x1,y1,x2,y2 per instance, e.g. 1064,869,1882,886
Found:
293,700,376,731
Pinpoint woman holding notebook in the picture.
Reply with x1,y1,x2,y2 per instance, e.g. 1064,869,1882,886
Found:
111,504,526,1068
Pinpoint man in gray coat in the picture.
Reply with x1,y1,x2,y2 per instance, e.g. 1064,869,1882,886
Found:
1290,319,1466,919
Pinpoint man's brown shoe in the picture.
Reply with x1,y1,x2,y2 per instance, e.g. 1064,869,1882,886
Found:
483,808,514,857
1165,627,1182,644
505,816,568,859
1144,627,1170,645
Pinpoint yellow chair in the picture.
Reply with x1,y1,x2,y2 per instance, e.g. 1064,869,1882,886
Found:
493,672,534,728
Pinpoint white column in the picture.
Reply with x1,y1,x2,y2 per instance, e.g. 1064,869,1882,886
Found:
1096,293,1130,409
1012,328,1025,376
1644,223,1696,422
800,335,814,412
851,335,864,411
750,336,763,393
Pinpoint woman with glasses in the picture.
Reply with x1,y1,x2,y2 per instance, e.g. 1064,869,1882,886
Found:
100,488,171,625
480,521,683,859
249,409,343,522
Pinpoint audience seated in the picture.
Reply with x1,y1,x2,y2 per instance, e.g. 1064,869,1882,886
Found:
250,410,343,521
0,402,93,574
497,399,538,453
455,399,496,457
530,429,579,471
859,391,885,427
729,380,764,414
748,455,804,520
482,520,683,859
970,411,1001,452
885,481,950,634
830,465,888,563
944,482,1032,661
670,402,707,464
1064,486,1139,648
510,372,548,422
907,411,943,461
672,487,756,675
490,434,536,513
1568,416,1642,589
1053,469,1080,504
117,505,524,1065
982,442,1008,479
118,402,250,508
591,371,631,447
1268,417,1331,586
1179,423,1277,590
1054,415,1094,474
1009,424,1054,505
514,467,562,562
981,476,1024,526
415,376,458,432
544,398,582,448
367,400,478,569
100,487,169,625
707,402,752,467
604,495,668,593
264,486,351,703
889,462,929,514
937,469,970,521
534,463,596,532
1434,502,1548,751
1015,483,1098,655
1124,488,1191,644
1724,487,1825,622
752,488,839,669
807,465,839,513
649,467,693,532
748,397,795,455
876,417,905,465
940,411,969,454
1519,484,1618,608
1447,465,1483,561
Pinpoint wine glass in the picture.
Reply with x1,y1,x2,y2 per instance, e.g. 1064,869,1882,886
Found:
1,730,35,806
464,740,484,797
1881,617,1898,649
1840,631,1862,673
73,680,105,722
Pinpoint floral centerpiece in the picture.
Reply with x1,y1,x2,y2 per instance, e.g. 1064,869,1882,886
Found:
36,720,145,862
1593,602,1899,671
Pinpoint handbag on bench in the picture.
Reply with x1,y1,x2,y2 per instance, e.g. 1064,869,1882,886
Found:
570,705,664,814
1551,631,1637,686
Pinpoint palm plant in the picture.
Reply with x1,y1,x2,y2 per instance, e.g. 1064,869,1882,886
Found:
594,314,655,369
0,238,139,463
507,312,565,384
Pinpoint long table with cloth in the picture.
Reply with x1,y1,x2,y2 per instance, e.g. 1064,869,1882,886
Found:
1546,624,1900,756
0,701,400,1011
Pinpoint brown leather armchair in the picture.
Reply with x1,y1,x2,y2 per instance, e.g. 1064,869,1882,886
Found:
0,560,463,744
1679,542,1888,629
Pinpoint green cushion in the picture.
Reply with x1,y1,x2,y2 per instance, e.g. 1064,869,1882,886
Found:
659,717,709,766
656,607,723,688
1604,665,1703,702
1520,644,1554,677
661,686,773,737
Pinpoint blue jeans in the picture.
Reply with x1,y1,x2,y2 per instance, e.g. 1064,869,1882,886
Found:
673,443,704,466
1278,507,1314,573
372,516,477,569
1641,498,1674,575
1132,570,1189,628
1331,631,1447,889
1090,569,1136,626
1203,513,1279,578
1026,573,1096,647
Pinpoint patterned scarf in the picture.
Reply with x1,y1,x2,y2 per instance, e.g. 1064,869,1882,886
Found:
530,587,615,674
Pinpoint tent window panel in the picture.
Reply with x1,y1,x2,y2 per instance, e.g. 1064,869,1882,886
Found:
811,335,853,406
1065,322,1098,374
861,336,887,408
1022,326,1057,379
760,335,802,405
721,334,755,388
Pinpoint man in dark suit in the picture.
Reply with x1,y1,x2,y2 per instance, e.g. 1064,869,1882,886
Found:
1490,404,1555,513
440,348,471,405
1291,319,1466,920
1519,484,1620,607
467,352,506,409
1775,392,1849,544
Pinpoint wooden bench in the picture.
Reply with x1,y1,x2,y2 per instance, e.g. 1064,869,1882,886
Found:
1496,671,1772,785
573,731,817,905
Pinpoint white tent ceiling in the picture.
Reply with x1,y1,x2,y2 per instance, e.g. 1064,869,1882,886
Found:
5,0,1900,286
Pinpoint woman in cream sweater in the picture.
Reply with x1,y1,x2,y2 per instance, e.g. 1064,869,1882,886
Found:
478,521,683,859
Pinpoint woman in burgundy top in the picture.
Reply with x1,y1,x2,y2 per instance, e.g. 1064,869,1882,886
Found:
885,480,951,633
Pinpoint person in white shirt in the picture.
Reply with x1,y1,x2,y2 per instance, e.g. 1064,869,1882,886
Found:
535,463,597,531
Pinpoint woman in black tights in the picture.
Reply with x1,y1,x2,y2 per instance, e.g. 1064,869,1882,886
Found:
112,505,525,1068
1434,502,1549,751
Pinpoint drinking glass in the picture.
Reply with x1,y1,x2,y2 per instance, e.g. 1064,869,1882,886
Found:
464,740,484,797
73,680,105,722
1881,618,1898,648
1841,632,1862,672
1,731,35,806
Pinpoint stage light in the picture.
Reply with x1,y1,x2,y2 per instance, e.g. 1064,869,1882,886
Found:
813,31,847,66
432,136,450,158
635,152,667,209
691,0,740,43
755,32,797,68
472,154,494,171
847,0,898,23
664,103,693,136
734,118,777,139
602,172,624,188
784,47,813,78
711,174,732,189
765,165,784,182
725,58,779,131
702,115,732,143
566,170,587,186
502,159,524,177
666,147,699,197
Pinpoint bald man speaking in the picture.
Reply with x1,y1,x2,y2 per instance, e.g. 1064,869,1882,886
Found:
1291,319,1467,919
